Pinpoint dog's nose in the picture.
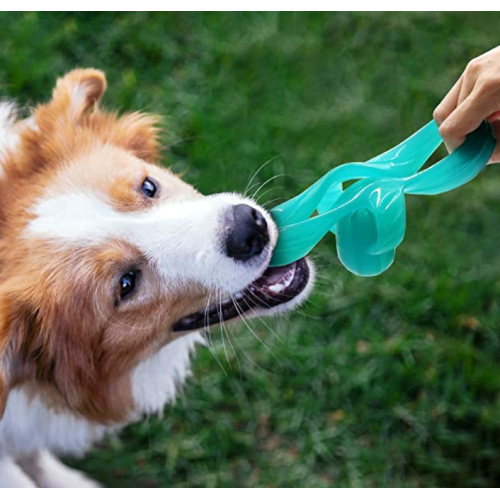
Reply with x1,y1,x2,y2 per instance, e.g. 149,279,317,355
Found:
225,204,269,261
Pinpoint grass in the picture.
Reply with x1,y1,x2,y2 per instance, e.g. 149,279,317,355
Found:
2,12,500,487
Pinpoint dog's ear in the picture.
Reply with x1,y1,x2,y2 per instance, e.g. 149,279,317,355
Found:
0,280,42,420
50,68,107,123
35,69,160,163
48,69,161,162
8,69,108,171
0,280,37,419
0,287,17,420
0,278,95,420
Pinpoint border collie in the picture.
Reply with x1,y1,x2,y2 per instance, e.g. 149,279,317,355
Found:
0,69,313,487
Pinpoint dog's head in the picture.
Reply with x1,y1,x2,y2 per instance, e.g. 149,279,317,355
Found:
0,70,313,422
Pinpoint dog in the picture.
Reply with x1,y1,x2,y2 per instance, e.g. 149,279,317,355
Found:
0,69,314,487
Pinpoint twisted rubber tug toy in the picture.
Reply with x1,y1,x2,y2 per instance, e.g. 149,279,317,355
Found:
269,120,495,276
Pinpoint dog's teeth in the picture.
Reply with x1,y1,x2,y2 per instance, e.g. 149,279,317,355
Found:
249,286,256,292
221,297,232,305
234,292,244,300
268,268,295,293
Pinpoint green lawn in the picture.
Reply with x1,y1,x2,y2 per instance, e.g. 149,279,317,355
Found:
2,12,500,487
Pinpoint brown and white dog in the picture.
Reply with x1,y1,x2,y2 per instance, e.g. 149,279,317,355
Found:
0,69,313,487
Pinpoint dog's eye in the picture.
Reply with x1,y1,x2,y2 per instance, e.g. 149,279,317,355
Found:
119,271,137,298
141,177,157,198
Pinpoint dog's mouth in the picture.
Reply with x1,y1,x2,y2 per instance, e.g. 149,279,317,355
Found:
172,258,310,332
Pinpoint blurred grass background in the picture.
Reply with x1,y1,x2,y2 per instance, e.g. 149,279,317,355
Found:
2,12,500,487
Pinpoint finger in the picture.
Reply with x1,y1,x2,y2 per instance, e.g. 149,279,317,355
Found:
433,75,463,125
438,93,493,151
457,68,478,106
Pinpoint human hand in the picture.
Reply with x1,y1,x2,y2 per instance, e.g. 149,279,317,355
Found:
434,46,500,164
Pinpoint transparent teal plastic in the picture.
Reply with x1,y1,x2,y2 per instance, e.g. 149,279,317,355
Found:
269,120,495,276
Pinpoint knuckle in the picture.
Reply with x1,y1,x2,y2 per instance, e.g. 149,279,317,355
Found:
433,107,445,124
466,58,481,73
438,122,452,139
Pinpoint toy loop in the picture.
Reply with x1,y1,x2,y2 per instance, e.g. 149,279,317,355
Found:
270,120,495,276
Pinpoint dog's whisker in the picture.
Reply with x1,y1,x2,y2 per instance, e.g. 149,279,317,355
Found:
199,287,229,375
240,293,286,346
216,290,232,368
253,185,282,206
249,173,286,201
245,181,265,198
242,289,295,340
243,155,281,197
223,319,275,374
221,314,242,375
231,296,283,371
203,287,214,332
260,196,287,209
203,327,228,377
220,291,241,369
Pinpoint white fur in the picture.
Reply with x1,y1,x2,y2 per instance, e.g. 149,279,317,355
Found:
0,458,36,487
0,101,20,178
17,451,100,488
132,332,204,415
27,189,277,294
0,333,201,461
0,387,110,459
0,452,99,488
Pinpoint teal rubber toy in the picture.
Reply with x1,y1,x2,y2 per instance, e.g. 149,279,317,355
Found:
269,120,495,276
